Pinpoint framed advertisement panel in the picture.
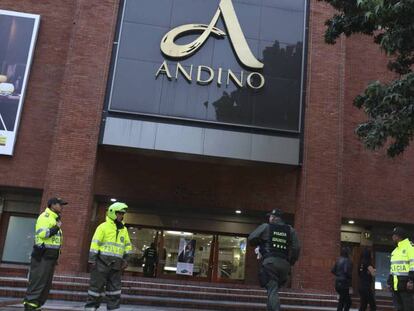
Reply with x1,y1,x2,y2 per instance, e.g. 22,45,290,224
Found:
0,10,40,156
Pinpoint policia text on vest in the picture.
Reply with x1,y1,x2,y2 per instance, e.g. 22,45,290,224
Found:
248,209,300,311
85,202,132,311
23,197,68,311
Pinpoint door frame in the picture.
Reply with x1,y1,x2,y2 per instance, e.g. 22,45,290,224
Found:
124,223,248,283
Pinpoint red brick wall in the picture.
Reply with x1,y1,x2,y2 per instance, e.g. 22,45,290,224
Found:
94,148,299,214
0,1,75,189
292,0,345,292
40,0,121,273
342,34,414,224
0,0,121,273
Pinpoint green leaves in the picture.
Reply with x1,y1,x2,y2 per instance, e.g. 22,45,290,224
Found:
354,73,414,157
321,0,414,156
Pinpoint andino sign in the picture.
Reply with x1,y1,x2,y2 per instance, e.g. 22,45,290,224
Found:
107,0,306,132
156,0,265,89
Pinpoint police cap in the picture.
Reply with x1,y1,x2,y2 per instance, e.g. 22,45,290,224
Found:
392,226,408,239
47,197,68,207
266,209,283,217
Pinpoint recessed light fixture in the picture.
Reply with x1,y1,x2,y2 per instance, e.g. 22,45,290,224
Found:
110,198,117,202
235,210,242,214
348,220,355,224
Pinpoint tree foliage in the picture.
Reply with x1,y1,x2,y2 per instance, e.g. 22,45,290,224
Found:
321,0,414,157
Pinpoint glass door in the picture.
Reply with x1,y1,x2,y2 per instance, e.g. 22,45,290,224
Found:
126,226,158,273
374,251,391,290
162,231,214,279
2,215,36,264
216,235,247,281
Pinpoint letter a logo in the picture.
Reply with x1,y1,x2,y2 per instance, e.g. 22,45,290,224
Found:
160,0,264,70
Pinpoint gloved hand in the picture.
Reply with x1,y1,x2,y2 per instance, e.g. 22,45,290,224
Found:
121,260,128,270
49,225,60,237
88,261,96,271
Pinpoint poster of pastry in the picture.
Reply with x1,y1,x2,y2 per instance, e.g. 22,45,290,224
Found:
0,10,40,155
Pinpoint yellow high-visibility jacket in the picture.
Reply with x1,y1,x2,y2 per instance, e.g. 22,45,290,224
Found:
390,238,414,291
89,216,132,269
35,207,62,249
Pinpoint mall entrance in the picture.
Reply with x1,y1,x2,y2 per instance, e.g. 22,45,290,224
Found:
125,226,247,283
91,200,291,284
340,220,414,292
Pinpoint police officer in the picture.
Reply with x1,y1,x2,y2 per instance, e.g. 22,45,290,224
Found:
388,227,414,311
248,209,300,311
142,242,158,277
84,202,132,311
23,197,67,311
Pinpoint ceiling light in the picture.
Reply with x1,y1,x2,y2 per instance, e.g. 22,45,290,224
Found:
166,231,193,236
348,220,355,224
110,198,117,202
235,210,242,214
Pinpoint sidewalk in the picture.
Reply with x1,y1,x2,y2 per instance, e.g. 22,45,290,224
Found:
0,299,211,311
0,298,361,311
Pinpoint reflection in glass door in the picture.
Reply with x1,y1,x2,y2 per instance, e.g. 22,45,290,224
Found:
375,251,391,290
126,227,158,272
217,235,247,280
163,231,213,278
2,216,36,263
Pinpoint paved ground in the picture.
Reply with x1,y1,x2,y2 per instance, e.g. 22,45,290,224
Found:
0,299,211,311
0,298,362,311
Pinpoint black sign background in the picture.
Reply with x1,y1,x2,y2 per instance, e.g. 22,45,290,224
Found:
108,0,306,132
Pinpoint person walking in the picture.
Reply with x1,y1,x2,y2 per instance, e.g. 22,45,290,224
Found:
358,248,376,311
84,202,132,311
142,242,158,277
388,227,414,311
23,197,68,311
331,247,353,311
248,209,300,311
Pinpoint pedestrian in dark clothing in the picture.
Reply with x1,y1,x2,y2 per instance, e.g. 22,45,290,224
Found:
142,243,158,277
358,248,376,311
332,247,353,311
248,209,301,311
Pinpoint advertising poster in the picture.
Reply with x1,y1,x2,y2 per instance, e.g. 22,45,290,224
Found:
0,10,40,155
176,238,196,276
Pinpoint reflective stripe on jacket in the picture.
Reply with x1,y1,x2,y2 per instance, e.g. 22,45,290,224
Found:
89,216,132,265
35,207,62,249
390,238,414,291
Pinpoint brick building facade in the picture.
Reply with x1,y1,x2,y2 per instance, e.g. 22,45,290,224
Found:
0,0,413,293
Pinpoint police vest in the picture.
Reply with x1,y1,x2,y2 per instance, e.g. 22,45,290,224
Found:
89,217,133,266
390,238,414,291
145,248,157,262
260,223,291,260
35,207,62,250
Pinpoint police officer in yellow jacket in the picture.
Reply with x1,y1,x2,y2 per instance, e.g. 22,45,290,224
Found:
388,227,414,311
84,202,132,311
23,197,67,311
